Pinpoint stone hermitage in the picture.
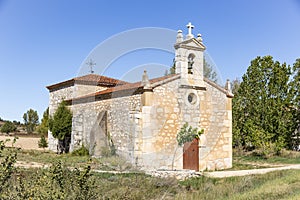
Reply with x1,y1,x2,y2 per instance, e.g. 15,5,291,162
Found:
46,23,233,171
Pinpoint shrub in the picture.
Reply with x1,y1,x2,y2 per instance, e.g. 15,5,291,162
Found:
38,135,48,149
176,122,204,146
37,107,49,135
49,101,72,153
0,121,17,134
0,138,18,195
100,145,117,157
71,145,89,156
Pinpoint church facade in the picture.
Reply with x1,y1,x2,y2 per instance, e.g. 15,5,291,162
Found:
47,24,233,171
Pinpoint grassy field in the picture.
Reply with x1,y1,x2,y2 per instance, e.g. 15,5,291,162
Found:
13,149,133,171
13,148,300,171
2,166,300,199
229,149,300,170
1,147,300,199
178,170,300,200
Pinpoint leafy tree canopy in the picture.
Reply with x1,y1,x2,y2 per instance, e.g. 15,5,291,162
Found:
231,78,241,95
233,56,299,154
23,109,39,134
49,101,72,141
37,107,49,135
0,121,17,134
203,57,218,83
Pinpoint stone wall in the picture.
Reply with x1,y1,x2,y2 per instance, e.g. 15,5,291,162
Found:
49,78,232,171
73,84,107,97
48,83,106,151
136,78,232,171
136,80,183,170
70,94,142,164
198,81,232,170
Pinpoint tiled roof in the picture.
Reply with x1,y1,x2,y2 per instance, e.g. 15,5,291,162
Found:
69,74,180,104
74,74,128,85
46,74,128,91
50,73,232,105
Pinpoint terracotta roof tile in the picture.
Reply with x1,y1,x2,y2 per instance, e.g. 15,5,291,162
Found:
46,74,128,91
74,74,128,85
69,74,179,104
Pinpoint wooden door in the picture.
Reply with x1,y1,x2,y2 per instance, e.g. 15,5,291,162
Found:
183,139,199,171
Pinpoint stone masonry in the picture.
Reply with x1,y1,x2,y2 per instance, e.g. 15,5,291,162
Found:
46,23,233,171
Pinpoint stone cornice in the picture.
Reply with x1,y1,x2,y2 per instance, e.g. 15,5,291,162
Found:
204,78,234,98
174,38,206,51
179,85,206,90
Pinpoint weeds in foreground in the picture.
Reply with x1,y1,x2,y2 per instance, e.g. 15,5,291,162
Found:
233,148,300,166
1,141,300,199
177,170,300,200
0,138,17,194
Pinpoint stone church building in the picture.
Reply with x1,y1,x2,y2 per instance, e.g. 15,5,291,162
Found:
47,24,233,171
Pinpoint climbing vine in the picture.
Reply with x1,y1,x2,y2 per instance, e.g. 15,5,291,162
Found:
176,123,204,146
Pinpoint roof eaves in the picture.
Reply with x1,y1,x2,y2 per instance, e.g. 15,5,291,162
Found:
151,74,180,88
46,79,75,91
67,74,179,105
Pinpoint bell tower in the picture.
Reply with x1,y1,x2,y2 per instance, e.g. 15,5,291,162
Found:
174,22,206,88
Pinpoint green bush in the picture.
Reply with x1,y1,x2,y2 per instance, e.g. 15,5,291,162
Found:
71,145,89,156
38,135,48,149
176,122,204,146
100,145,118,157
0,121,17,134
49,101,72,153
0,138,17,195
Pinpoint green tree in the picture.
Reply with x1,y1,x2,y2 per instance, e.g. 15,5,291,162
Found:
23,109,39,133
37,107,49,135
38,135,48,149
0,121,17,134
233,56,295,154
49,101,72,153
203,58,218,83
12,120,21,126
231,78,241,95
170,60,176,75
289,59,300,148
165,59,176,75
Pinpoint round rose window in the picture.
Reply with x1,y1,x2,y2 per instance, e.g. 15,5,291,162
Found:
187,93,197,105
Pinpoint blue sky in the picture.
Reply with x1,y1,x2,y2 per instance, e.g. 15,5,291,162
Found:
0,0,300,122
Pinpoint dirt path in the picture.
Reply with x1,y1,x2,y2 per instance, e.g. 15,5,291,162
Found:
204,164,300,178
15,161,51,169
13,160,300,179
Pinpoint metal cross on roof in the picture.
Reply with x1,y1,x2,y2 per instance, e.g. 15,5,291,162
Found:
86,58,96,74
186,22,194,35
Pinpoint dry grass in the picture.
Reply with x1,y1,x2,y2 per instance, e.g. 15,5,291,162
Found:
177,170,300,200
2,137,300,199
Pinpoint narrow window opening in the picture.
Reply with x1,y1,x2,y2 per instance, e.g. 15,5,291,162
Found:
188,54,195,74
